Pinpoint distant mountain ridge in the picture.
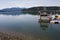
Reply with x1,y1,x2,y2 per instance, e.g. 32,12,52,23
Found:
0,7,24,12
0,6,60,15
0,7,25,15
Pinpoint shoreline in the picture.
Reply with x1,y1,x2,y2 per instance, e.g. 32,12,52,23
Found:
0,32,40,40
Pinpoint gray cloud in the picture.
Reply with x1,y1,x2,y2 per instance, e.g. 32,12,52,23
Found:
0,0,60,9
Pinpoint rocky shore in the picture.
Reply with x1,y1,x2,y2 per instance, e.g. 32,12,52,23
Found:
0,32,40,40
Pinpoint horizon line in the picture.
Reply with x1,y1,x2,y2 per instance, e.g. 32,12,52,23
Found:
0,6,60,10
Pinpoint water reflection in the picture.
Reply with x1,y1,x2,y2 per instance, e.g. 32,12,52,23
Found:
40,23,49,30
38,19,49,31
0,14,60,40
38,19,60,40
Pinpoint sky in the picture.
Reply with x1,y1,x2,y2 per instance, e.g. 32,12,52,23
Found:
0,0,60,9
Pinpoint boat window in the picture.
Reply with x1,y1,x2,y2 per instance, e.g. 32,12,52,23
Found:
40,15,48,16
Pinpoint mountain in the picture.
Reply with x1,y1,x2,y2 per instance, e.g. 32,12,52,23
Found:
0,6,60,15
0,7,25,15
0,7,23,12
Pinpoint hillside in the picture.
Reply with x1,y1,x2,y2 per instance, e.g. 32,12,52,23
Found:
0,7,24,15
22,6,60,15
0,8,23,12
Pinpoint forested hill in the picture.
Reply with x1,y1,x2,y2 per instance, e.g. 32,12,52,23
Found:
22,6,60,15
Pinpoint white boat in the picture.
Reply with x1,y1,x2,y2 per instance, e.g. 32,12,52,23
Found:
50,15,60,24
50,20,60,24
39,12,51,22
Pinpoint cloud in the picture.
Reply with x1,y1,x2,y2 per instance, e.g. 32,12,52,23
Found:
0,0,60,9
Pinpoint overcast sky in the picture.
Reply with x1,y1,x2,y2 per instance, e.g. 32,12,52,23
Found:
0,0,60,9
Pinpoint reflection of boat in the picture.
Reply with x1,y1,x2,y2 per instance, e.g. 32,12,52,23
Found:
40,23,49,30
38,19,49,30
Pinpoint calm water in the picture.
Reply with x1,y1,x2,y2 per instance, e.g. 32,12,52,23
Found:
0,14,60,40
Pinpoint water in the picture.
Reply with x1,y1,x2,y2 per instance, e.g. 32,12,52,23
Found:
0,14,60,40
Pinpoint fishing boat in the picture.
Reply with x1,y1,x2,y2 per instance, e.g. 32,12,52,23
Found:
39,12,51,23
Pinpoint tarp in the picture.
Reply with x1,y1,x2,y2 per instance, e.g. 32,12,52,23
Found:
57,15,60,19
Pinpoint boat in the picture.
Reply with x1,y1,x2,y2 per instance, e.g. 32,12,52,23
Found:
50,19,60,24
50,14,60,24
39,12,51,23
